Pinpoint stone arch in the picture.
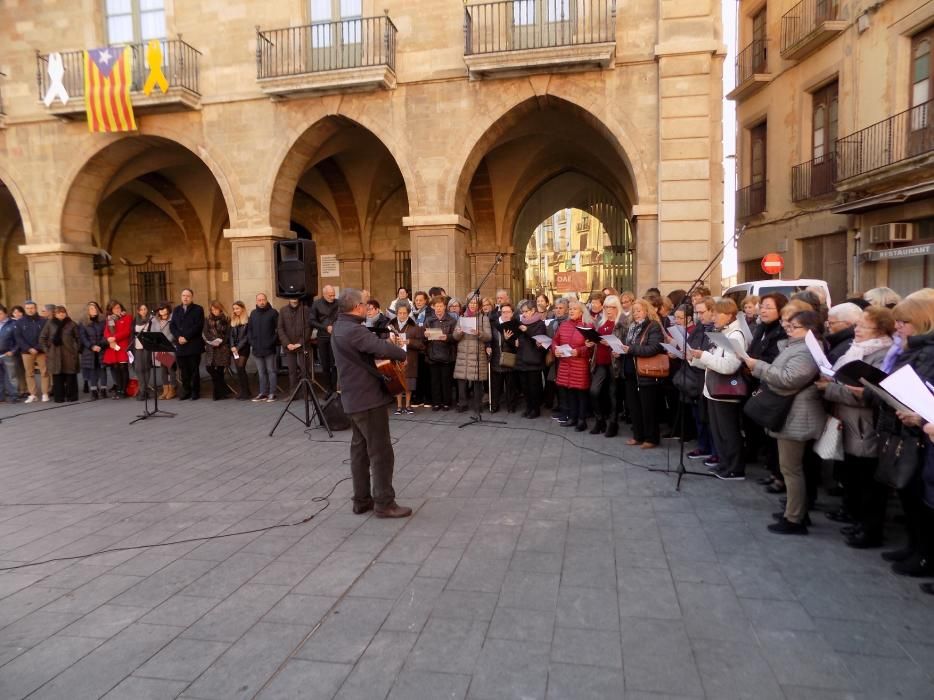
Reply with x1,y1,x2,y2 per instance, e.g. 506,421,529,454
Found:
266,114,417,232
0,166,34,242
450,93,651,217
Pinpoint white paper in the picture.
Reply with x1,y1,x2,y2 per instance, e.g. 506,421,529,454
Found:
232,348,240,360
738,313,753,344
544,318,556,327
127,350,134,364
424,328,443,340
661,343,683,356
555,344,574,358
458,316,478,334
601,334,626,354
805,330,834,376
706,331,740,356
533,334,553,349
668,324,686,342
211,338,223,347
880,365,934,424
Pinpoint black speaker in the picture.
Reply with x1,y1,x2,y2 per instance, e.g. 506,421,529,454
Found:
321,393,351,431
275,239,317,298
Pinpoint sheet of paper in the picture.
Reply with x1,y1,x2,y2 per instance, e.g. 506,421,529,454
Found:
601,334,626,354
805,330,834,375
728,335,750,360
424,328,443,340
880,365,934,424
738,313,753,344
664,332,684,351
861,379,914,415
668,324,686,342
661,342,683,356
555,344,574,358
458,316,477,334
532,334,552,349
705,331,739,356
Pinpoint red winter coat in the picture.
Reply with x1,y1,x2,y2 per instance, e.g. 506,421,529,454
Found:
553,320,592,390
102,313,132,364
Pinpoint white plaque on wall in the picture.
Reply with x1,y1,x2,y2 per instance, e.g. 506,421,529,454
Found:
320,254,340,277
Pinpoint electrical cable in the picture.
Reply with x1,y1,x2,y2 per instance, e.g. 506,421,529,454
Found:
0,400,89,422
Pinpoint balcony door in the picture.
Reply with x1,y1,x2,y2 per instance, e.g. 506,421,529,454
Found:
811,81,838,195
750,122,767,212
511,0,576,51
910,28,934,158
751,7,767,72
309,0,363,71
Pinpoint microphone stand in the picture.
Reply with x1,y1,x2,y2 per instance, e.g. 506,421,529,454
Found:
674,225,745,491
459,252,508,429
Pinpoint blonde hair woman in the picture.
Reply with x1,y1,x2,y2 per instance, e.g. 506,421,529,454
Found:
229,300,251,400
619,299,666,448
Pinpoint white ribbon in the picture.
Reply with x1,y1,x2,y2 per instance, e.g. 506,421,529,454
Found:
43,52,70,107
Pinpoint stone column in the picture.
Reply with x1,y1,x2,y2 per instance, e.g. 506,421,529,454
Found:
336,253,370,292
18,243,98,318
403,215,471,296
223,227,295,303
632,208,659,293
468,251,510,300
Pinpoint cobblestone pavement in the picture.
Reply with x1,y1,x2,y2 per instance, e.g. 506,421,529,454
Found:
0,395,932,700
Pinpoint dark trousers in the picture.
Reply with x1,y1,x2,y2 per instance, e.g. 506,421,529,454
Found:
133,349,152,397
233,356,251,398
520,370,543,413
414,354,431,404
624,377,660,444
206,366,229,400
349,405,396,509
429,362,453,407
108,363,129,396
708,399,745,474
176,355,201,399
692,402,717,456
564,388,588,421
457,379,483,412
491,370,518,411
317,338,336,392
845,454,888,539
542,369,556,409
589,365,616,421
284,350,307,392
52,373,78,402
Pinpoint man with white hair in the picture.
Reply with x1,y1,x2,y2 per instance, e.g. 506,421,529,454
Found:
826,302,863,363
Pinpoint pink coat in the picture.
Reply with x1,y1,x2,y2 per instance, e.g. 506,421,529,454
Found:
552,320,592,390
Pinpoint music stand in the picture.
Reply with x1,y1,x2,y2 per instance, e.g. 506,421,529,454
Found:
130,332,177,425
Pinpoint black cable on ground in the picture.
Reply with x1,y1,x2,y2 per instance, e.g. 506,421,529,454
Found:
0,400,89,422
0,476,352,573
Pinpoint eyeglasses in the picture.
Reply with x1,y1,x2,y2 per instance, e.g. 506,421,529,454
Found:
788,323,805,330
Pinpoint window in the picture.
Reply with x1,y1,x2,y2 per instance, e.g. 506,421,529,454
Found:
911,30,933,130
812,81,838,159
105,0,165,44
514,0,535,26
751,122,767,185
309,0,362,48
751,7,767,72
547,0,570,21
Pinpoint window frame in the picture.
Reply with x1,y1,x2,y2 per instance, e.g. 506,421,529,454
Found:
104,0,167,45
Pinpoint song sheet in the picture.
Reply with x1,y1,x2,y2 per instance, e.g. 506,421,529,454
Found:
601,334,626,354
533,334,553,349
880,365,934,424
458,316,478,334
554,344,574,358
805,330,835,378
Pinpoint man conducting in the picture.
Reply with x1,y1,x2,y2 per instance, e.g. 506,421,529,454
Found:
332,288,411,518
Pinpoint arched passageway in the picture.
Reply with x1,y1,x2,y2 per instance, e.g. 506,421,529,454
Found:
0,180,28,306
270,117,410,303
457,96,639,301
60,136,233,310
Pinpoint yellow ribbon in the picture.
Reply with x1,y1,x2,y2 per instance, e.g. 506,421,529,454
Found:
142,40,169,96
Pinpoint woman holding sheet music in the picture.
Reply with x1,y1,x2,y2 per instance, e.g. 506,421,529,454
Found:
453,297,492,413
552,300,593,432
514,300,547,419
816,306,894,548
590,295,622,437
489,302,519,413
688,298,749,480
618,299,666,449
423,295,457,411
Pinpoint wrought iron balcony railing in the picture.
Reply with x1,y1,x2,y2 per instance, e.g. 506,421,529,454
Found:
791,152,836,201
736,182,766,219
36,39,201,102
734,38,768,88
836,98,934,180
781,0,840,54
256,16,397,79
464,0,616,55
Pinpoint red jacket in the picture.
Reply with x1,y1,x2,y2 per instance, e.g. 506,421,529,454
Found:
102,314,132,364
553,320,592,390
593,319,615,366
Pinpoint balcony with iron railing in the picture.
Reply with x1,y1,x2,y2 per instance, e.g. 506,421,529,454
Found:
256,15,397,96
35,39,201,119
726,38,771,101
463,0,616,79
791,152,837,201
835,98,934,189
736,182,766,219
780,0,845,61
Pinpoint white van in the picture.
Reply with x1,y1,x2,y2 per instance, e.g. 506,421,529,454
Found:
723,278,832,308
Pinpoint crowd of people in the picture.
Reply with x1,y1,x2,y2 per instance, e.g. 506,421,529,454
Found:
1,281,932,594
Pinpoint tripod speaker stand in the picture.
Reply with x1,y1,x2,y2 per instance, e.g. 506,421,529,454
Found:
130,332,177,425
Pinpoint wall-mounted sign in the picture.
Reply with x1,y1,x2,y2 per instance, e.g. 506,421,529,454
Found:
862,243,933,261
555,271,588,292
320,254,340,277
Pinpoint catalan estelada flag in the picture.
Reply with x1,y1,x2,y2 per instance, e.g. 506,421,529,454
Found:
84,46,137,133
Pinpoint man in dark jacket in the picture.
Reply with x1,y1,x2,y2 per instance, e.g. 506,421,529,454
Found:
15,300,50,403
310,285,338,393
0,305,19,403
278,298,310,393
169,288,205,400
247,293,279,402
332,288,410,518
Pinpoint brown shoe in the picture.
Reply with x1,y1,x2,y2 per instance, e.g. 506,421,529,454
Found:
625,438,641,446
165,385,177,400
353,500,374,515
374,503,412,518
640,442,657,450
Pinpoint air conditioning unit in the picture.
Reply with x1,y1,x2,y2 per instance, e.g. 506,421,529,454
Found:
869,222,915,244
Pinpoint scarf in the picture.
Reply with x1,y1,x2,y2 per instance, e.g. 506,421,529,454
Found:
520,310,542,325
464,306,477,318
625,319,646,345
51,319,65,347
881,335,903,374
834,335,892,370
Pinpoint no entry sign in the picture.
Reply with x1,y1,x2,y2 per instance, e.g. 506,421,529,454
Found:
761,253,784,276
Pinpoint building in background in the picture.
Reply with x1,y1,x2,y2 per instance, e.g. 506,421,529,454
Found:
731,0,934,301
0,1,724,313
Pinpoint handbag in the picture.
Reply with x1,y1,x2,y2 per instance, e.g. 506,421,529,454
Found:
634,323,669,378
672,363,704,399
705,370,749,400
875,433,923,489
153,351,175,368
814,415,844,461
499,351,516,368
743,385,794,431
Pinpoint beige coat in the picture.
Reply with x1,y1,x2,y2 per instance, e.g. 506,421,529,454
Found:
453,315,492,381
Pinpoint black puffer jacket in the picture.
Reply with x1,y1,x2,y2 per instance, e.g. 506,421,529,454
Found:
515,319,547,371
621,319,665,385
748,319,786,363
423,312,457,364
247,305,279,358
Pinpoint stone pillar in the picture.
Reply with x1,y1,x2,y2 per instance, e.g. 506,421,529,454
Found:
468,251,510,300
336,253,369,292
223,227,295,303
18,243,98,318
632,208,659,293
403,215,471,296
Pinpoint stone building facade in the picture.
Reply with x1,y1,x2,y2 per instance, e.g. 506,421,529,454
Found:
0,0,724,315
731,0,934,301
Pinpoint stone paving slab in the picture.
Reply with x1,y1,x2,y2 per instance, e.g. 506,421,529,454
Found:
0,397,932,698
